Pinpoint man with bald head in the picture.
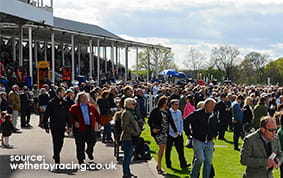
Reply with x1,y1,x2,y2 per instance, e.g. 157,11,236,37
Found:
184,98,218,178
240,116,283,178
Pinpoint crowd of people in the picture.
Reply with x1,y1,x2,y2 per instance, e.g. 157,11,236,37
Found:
1,79,283,177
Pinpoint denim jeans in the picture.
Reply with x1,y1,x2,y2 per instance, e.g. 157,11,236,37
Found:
191,138,214,178
103,124,112,140
122,140,134,175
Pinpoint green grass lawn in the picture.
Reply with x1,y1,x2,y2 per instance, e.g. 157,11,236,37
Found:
141,120,280,178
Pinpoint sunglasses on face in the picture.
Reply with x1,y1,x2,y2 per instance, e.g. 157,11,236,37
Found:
265,127,277,132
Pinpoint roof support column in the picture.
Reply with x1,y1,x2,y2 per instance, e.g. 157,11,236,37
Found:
44,39,47,61
62,43,65,66
78,43,81,75
155,49,159,78
51,31,55,83
136,47,139,80
115,46,118,79
125,44,128,82
97,39,100,85
34,40,38,68
89,39,93,77
12,33,16,62
104,46,107,73
28,26,33,85
19,25,23,66
111,41,114,77
147,49,150,82
71,35,75,81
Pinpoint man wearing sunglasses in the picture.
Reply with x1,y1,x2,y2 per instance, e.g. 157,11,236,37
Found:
240,116,283,178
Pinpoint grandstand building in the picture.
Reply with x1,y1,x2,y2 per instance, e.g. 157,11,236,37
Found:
0,0,170,87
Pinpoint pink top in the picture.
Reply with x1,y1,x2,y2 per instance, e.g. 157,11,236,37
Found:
183,102,195,119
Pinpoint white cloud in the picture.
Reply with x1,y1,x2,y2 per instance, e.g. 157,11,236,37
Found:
52,1,283,70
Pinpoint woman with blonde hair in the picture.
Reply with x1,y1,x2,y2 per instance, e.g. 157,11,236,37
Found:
121,98,141,178
243,96,254,135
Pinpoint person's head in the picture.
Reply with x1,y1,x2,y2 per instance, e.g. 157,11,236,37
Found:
124,98,136,109
157,95,168,109
258,96,266,105
66,89,74,98
123,86,134,97
43,84,49,90
12,85,19,92
197,101,205,109
170,99,180,111
260,116,277,140
0,92,7,98
136,88,143,97
23,88,29,94
220,93,228,102
101,90,110,99
76,92,89,105
236,95,245,103
56,87,65,98
204,98,216,113
40,88,47,95
185,94,193,104
244,96,253,106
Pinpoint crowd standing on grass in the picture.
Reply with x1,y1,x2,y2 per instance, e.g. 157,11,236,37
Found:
3,79,283,177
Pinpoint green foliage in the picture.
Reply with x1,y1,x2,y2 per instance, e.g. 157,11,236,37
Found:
264,57,283,85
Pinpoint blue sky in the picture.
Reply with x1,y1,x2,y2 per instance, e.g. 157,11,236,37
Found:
54,0,283,69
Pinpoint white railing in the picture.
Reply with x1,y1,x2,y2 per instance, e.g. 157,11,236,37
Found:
145,94,155,114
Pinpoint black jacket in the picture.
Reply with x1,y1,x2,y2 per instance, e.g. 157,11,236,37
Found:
20,93,32,109
43,96,71,130
135,95,147,120
148,107,178,136
243,105,253,123
216,100,230,120
184,108,218,142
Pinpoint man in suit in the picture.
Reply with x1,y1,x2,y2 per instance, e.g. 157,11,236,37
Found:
69,92,101,164
240,116,283,178
20,87,32,128
215,94,230,140
43,87,72,166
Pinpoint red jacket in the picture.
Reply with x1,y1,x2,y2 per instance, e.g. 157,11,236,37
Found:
69,103,101,131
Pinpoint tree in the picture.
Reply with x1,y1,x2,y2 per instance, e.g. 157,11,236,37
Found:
264,57,283,85
244,52,269,83
132,45,177,79
210,45,241,81
183,47,207,78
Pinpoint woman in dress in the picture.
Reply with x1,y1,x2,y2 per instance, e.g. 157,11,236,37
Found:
148,95,178,174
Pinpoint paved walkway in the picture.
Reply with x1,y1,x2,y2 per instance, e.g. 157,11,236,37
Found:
0,114,163,178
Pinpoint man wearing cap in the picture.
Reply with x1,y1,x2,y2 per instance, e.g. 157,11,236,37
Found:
8,85,21,132
166,99,190,169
